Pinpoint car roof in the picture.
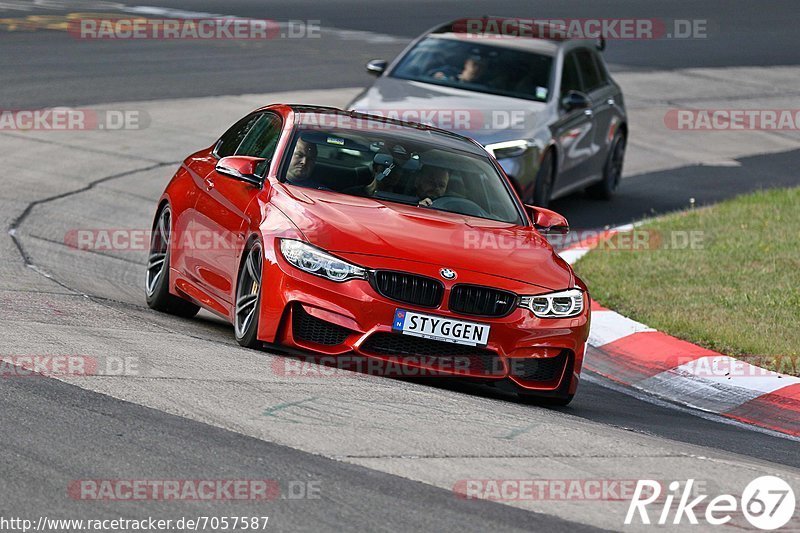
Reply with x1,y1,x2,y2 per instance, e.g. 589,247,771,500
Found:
430,16,599,54
429,32,561,55
270,105,492,156
283,104,485,149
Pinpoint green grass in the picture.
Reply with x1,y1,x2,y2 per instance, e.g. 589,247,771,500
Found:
574,187,800,374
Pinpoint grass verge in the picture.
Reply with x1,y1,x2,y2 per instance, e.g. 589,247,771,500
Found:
574,187,800,374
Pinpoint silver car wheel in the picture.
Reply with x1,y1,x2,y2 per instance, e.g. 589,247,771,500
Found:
145,207,170,297
235,242,262,339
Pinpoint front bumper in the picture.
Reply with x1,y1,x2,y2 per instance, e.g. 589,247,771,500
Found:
258,245,589,394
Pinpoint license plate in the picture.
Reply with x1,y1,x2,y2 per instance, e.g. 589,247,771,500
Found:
392,309,490,347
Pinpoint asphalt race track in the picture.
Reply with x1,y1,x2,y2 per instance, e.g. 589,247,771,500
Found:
3,0,800,107
1,1,799,531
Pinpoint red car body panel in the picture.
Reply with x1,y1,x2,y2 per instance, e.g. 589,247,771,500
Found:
156,104,590,396
270,186,575,291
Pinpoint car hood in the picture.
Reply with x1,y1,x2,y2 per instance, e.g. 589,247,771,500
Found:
275,187,573,291
348,76,549,145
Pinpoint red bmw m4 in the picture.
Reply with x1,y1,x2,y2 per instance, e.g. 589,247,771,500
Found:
146,104,589,404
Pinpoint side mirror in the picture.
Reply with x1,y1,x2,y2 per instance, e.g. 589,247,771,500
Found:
366,59,388,76
560,90,591,113
215,156,266,187
525,204,569,234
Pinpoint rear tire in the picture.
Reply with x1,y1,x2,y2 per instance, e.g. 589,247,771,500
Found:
145,205,200,318
234,240,263,349
588,131,626,200
532,150,555,207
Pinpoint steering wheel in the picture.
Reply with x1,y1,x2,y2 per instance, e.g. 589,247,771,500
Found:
424,66,457,79
429,196,489,218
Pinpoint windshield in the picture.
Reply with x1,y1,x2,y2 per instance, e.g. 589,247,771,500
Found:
281,123,523,224
390,36,553,102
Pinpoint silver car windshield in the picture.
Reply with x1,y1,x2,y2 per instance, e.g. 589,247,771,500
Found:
391,37,554,102
282,124,524,225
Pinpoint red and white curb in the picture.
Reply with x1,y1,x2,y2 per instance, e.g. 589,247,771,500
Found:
559,226,800,438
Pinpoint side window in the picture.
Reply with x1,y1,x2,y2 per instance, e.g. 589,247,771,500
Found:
214,113,260,158
591,51,610,86
560,52,582,97
235,113,282,161
575,48,603,92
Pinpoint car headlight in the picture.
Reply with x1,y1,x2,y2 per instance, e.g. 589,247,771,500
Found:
279,239,367,282
485,139,533,160
519,289,585,318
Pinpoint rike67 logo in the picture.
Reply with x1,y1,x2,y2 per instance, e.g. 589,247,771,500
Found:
626,476,796,530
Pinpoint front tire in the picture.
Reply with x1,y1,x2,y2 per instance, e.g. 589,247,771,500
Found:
588,131,626,200
234,240,263,349
517,393,574,407
516,355,576,407
145,205,200,318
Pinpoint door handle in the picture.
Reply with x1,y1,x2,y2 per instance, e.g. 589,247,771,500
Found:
607,98,615,106
204,177,214,191
583,109,594,117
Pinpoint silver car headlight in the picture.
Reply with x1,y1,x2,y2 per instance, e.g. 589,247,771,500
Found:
485,139,533,159
519,289,585,318
279,239,367,282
